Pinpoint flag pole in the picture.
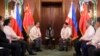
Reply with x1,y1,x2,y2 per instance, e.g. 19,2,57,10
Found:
5,0,9,19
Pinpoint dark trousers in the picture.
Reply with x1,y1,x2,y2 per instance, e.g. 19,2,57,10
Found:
0,48,10,56
94,48,100,56
45,39,50,48
88,45,96,56
11,41,21,56
32,38,42,50
59,38,70,50
74,40,90,56
45,37,55,49
88,45,100,56
19,40,33,56
0,42,21,56
74,40,82,55
81,41,89,56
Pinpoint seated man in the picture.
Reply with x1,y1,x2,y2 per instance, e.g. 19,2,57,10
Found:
59,22,72,51
87,17,100,56
3,18,36,56
73,19,95,56
80,20,95,56
29,22,42,51
0,16,21,56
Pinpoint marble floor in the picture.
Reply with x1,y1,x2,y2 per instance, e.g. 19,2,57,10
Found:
28,48,74,56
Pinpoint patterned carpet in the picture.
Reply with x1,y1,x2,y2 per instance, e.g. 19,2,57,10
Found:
28,48,74,56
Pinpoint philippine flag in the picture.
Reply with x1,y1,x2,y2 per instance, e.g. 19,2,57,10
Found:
65,2,78,40
10,3,23,39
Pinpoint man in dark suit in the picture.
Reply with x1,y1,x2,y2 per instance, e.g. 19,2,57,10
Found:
0,23,10,56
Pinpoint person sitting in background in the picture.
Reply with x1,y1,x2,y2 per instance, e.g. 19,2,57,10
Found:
3,18,36,56
29,22,42,52
45,25,55,49
59,22,72,51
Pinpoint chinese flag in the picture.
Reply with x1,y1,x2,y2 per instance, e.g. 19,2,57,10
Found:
23,4,34,33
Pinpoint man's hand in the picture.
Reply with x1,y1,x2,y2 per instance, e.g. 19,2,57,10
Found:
79,37,83,41
79,38,82,41
20,37,24,40
87,42,92,45
17,36,24,40
96,45,100,48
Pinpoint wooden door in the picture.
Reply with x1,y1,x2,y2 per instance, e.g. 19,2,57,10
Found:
41,2,64,44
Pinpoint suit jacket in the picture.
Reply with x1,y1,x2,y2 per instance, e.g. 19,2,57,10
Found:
0,29,11,48
0,29,9,43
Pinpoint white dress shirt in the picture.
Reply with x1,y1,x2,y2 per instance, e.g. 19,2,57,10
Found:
80,25,95,41
60,26,72,39
91,27,100,46
29,26,41,41
3,26,19,43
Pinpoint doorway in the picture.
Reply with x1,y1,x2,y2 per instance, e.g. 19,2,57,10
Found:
41,2,64,44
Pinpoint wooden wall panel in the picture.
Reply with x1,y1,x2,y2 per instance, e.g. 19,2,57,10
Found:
41,6,63,44
97,0,100,17
0,0,5,17
35,0,41,21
